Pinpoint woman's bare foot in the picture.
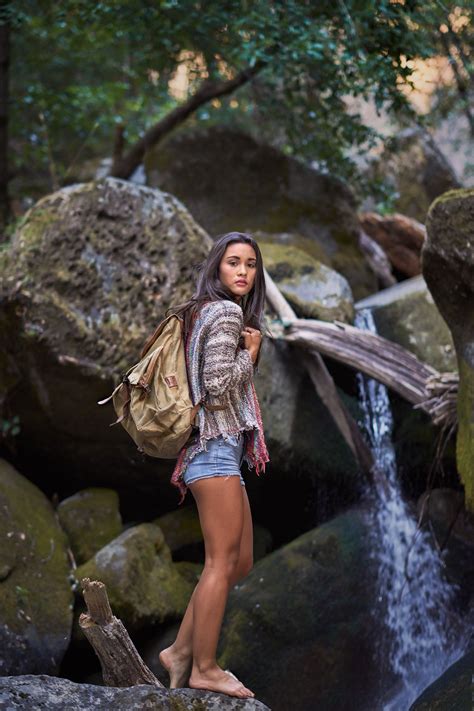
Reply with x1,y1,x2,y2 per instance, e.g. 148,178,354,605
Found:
158,645,193,688
189,664,255,698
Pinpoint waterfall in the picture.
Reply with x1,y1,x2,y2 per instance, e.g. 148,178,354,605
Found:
354,307,470,710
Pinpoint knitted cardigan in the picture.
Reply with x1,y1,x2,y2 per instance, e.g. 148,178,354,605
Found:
170,299,270,504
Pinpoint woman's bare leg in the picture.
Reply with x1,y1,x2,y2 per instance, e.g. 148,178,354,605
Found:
159,479,254,697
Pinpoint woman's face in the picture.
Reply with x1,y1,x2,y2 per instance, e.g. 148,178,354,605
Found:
219,242,257,303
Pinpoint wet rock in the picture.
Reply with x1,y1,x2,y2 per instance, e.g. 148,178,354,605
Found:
57,487,123,565
73,523,194,634
417,488,474,548
0,458,73,675
409,644,474,710
423,187,474,511
0,674,271,710
145,125,377,300
416,488,474,609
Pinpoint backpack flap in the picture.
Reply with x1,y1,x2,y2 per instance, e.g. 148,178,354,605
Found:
111,315,196,458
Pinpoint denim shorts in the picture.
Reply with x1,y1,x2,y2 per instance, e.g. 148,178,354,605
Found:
183,432,246,487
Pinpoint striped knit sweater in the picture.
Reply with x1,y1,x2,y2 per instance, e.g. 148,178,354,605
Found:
170,299,270,504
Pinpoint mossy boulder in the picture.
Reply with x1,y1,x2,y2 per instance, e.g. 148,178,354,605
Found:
174,560,203,586
74,523,194,634
355,274,457,372
0,458,73,675
145,125,377,300
57,487,123,565
423,188,474,511
154,505,272,563
258,241,354,322
409,644,474,710
154,505,203,554
0,177,213,507
216,506,383,711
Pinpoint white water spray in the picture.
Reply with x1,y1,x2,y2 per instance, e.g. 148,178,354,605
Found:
355,307,470,710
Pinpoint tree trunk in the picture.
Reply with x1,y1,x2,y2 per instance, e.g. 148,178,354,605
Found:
79,577,164,688
0,0,11,239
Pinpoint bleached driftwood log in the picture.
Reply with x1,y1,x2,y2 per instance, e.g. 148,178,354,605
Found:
263,268,458,430
79,577,164,688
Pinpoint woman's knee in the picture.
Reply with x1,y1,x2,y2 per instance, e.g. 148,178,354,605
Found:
204,554,241,580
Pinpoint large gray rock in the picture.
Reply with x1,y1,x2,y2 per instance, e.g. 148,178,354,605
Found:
355,274,457,372
422,187,474,512
0,674,270,710
0,458,73,675
0,177,214,509
145,125,378,300
73,523,194,635
57,487,123,565
258,240,354,322
217,507,384,711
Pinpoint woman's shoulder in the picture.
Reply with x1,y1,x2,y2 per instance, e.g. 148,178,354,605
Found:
200,299,243,318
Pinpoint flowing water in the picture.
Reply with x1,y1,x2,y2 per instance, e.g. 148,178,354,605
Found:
354,307,471,710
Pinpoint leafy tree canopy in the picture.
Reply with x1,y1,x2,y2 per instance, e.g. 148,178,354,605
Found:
5,0,473,201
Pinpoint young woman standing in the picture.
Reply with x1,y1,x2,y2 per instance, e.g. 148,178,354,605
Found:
158,232,270,699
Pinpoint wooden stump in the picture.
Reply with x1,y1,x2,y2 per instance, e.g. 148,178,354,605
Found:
79,577,164,688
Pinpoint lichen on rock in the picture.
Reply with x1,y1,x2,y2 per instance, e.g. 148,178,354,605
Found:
0,458,73,675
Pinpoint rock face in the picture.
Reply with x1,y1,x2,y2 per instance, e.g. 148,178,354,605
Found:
0,458,73,675
354,274,457,373
0,674,271,710
422,188,474,511
73,523,194,634
217,507,383,711
0,177,214,507
358,212,426,278
371,127,461,223
258,240,354,322
145,126,378,300
57,487,123,565
409,645,474,710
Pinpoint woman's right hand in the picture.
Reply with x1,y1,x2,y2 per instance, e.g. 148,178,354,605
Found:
242,327,262,364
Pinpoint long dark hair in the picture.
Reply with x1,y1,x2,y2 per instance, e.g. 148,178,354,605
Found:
155,231,268,369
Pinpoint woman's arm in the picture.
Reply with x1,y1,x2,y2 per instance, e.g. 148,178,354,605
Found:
202,301,254,397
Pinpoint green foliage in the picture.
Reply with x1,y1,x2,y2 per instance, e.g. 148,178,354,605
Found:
1,414,21,439
7,0,473,200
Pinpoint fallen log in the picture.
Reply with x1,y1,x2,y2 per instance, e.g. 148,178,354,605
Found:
79,577,164,688
263,268,458,430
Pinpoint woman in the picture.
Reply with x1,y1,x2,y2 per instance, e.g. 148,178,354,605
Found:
158,231,270,699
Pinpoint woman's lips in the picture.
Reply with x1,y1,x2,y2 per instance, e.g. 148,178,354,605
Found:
235,281,248,285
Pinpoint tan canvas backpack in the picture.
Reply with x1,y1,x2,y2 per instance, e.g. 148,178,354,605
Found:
97,311,227,458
